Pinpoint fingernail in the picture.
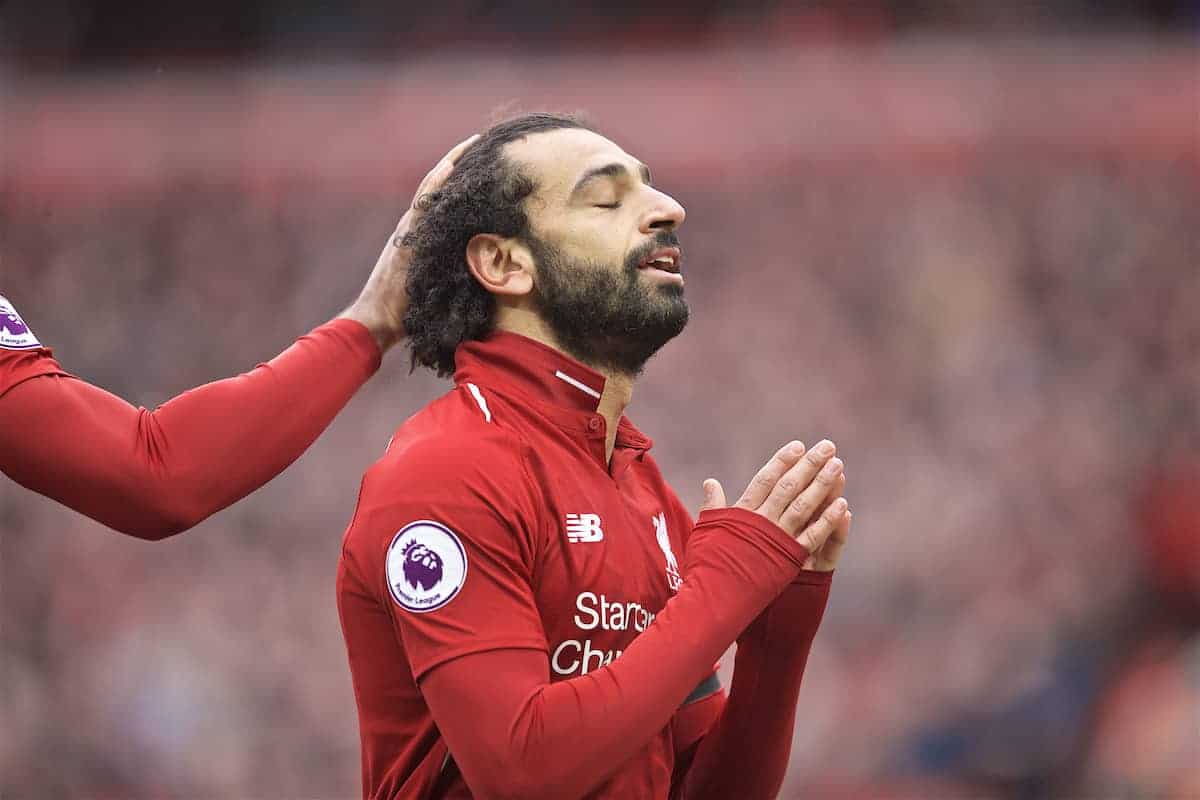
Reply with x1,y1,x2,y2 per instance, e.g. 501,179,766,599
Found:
816,440,835,456
824,458,843,475
834,498,848,512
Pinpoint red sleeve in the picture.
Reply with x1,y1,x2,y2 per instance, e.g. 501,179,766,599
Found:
0,347,72,398
0,319,380,539
672,680,725,756
677,570,833,800
414,508,813,799
366,427,551,680
660,478,725,763
667,688,726,797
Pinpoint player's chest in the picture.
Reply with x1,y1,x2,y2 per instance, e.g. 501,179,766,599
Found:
528,458,684,677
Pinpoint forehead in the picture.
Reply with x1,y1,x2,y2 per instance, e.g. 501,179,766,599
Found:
504,128,640,199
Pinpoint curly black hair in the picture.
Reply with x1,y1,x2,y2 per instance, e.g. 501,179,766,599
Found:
403,112,594,376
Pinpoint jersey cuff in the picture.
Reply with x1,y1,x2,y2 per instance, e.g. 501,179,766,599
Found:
318,318,384,372
793,569,834,586
694,506,812,569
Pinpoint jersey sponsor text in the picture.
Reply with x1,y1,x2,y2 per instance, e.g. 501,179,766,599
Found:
552,591,658,676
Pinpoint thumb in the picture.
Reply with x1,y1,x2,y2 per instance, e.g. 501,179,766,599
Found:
698,478,727,514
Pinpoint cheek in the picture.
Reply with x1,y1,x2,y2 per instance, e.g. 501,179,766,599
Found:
562,223,629,265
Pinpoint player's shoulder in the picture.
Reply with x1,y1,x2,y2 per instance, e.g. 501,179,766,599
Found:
370,383,531,488
344,385,536,555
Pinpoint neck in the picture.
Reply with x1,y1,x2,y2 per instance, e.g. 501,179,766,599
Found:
594,371,633,462
495,307,633,462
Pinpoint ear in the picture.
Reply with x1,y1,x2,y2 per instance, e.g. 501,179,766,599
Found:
466,234,534,297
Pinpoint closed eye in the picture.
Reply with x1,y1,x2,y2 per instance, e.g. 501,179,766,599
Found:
594,202,621,209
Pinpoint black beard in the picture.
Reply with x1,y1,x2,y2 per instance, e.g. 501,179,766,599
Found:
529,233,689,377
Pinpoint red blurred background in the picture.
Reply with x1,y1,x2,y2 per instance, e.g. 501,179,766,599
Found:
2,3,1197,797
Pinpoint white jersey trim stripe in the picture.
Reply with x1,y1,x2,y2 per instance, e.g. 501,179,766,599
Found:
466,382,492,423
553,369,601,399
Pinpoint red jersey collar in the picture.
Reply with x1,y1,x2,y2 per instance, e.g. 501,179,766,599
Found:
454,331,652,451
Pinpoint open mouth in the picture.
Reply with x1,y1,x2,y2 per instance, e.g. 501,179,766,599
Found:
637,247,682,274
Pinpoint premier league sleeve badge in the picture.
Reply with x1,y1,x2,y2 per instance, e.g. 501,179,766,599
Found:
386,520,469,613
0,296,42,350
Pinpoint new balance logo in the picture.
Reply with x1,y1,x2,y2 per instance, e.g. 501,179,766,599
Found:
565,513,604,543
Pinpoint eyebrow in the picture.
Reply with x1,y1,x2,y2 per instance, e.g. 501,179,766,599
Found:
570,162,653,197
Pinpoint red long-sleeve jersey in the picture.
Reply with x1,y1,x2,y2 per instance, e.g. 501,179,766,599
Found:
0,294,381,539
338,332,831,799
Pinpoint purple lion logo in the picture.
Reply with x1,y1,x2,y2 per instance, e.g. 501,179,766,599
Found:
1,311,28,336
402,541,444,591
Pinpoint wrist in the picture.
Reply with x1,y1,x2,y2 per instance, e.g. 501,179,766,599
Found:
339,296,403,355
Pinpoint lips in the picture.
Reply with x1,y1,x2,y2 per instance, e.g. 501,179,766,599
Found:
637,246,682,274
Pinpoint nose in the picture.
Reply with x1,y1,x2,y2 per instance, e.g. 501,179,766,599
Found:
640,188,686,233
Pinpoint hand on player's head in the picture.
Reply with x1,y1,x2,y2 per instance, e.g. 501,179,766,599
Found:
343,134,480,352
699,439,850,566
395,134,481,249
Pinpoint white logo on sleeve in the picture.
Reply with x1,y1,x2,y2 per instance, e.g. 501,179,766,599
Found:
653,512,682,592
385,521,468,613
565,513,604,543
0,296,41,350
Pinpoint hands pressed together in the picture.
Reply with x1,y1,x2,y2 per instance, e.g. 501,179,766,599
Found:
700,439,852,572
339,133,480,353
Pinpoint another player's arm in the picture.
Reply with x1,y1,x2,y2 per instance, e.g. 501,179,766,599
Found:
0,135,479,540
0,322,378,539
673,454,851,800
397,440,848,799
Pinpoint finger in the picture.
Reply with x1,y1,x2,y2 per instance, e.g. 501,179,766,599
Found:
698,478,727,514
816,510,852,571
412,167,452,210
759,439,835,521
802,470,842,548
735,440,806,510
802,508,851,571
443,133,481,164
795,497,848,554
416,134,481,193
777,456,843,534
412,135,482,209
416,157,455,196
811,472,846,518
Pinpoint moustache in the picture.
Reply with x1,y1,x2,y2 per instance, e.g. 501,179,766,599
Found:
624,232,683,273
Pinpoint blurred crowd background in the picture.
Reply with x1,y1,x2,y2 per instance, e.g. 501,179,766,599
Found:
3,2,1197,798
